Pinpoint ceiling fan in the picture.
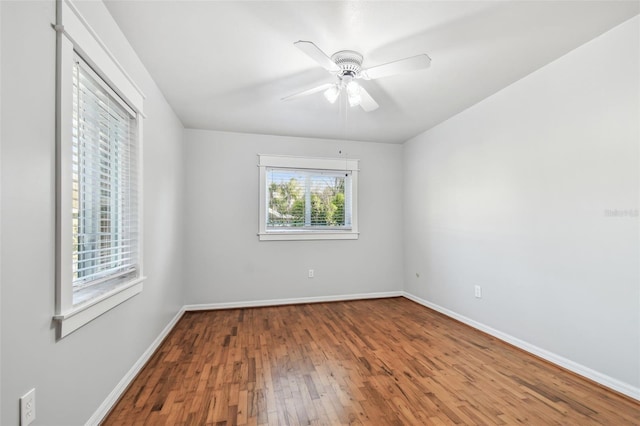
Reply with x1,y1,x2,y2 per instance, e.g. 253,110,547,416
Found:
283,40,431,112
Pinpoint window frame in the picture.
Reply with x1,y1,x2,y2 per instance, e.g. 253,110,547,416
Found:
54,0,146,338
258,154,359,241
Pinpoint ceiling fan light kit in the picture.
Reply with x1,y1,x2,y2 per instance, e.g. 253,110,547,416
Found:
323,84,341,104
322,77,363,107
345,78,362,107
283,40,431,112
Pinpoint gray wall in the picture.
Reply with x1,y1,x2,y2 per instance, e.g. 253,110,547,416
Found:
0,1,185,424
183,129,404,304
403,16,639,389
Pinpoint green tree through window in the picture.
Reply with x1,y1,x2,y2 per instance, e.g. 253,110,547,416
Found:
267,169,349,229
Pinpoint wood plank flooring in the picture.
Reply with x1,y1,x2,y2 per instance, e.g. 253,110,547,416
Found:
102,298,640,425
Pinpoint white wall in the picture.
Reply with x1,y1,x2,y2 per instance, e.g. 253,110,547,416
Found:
0,1,185,424
404,15,639,393
184,130,404,304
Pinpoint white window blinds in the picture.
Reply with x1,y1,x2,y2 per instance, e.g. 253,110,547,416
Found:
72,55,139,293
266,168,352,230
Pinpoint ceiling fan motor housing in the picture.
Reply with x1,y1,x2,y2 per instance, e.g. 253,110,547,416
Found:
331,50,363,77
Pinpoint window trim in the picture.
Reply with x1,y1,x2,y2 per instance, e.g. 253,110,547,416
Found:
258,154,359,241
54,0,145,338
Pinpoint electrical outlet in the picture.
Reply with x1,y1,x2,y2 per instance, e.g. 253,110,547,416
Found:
308,269,314,278
20,388,36,426
474,285,482,299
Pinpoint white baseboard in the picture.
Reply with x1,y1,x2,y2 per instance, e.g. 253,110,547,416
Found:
402,291,640,402
183,291,403,311
85,307,186,426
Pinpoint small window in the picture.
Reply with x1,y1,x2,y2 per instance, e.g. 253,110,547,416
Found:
258,155,359,241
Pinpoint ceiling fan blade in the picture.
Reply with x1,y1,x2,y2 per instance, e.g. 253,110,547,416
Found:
282,83,335,101
294,41,340,73
359,87,379,112
360,54,431,80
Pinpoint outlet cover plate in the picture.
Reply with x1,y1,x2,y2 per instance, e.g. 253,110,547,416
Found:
20,388,36,426
474,285,482,298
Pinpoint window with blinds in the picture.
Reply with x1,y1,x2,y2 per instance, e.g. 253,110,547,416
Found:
55,0,145,337
71,55,139,301
266,168,352,230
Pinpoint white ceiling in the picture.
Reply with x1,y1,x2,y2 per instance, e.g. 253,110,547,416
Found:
104,1,639,144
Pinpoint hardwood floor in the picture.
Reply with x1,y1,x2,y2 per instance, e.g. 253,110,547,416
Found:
103,298,639,425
